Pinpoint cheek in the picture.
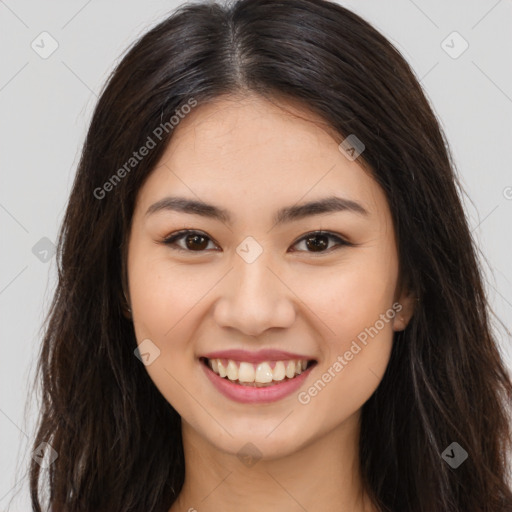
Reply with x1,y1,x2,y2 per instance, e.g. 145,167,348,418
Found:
296,253,398,394
128,251,210,416
293,294,396,425
129,250,210,339
298,254,398,339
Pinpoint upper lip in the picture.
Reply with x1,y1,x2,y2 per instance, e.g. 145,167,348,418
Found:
201,349,315,364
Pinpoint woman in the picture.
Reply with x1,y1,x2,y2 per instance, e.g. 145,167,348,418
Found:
29,0,512,511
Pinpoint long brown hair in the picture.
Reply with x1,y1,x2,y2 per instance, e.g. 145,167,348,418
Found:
29,0,512,510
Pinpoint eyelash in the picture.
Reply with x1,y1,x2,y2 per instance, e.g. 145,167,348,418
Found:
161,229,353,254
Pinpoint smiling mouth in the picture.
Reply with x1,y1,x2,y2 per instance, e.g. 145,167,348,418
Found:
200,357,317,387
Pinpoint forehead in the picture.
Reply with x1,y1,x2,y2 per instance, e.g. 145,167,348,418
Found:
134,94,389,224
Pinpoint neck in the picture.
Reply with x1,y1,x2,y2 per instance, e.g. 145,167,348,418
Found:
169,412,377,512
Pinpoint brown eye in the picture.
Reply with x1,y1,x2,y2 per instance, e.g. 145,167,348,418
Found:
291,231,351,253
183,233,209,250
304,234,329,252
163,230,217,252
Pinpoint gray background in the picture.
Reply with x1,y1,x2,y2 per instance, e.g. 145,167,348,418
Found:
1,0,511,509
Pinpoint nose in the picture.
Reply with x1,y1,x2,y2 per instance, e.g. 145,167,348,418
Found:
213,252,296,337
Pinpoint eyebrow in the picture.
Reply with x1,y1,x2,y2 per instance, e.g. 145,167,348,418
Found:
145,195,369,226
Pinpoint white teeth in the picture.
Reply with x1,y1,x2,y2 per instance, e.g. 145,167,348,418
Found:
226,360,238,381
285,361,296,378
217,360,227,378
238,362,255,382
255,362,273,383
273,361,286,381
206,358,311,384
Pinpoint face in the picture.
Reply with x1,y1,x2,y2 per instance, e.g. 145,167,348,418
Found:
126,93,414,459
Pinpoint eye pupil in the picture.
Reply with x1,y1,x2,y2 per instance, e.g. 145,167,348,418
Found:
305,234,328,252
186,234,208,251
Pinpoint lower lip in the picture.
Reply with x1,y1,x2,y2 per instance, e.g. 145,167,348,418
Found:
201,360,315,404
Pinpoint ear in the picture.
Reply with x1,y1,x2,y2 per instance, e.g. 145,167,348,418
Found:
392,286,417,332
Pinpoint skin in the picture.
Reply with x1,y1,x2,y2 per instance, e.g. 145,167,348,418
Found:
126,93,415,512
